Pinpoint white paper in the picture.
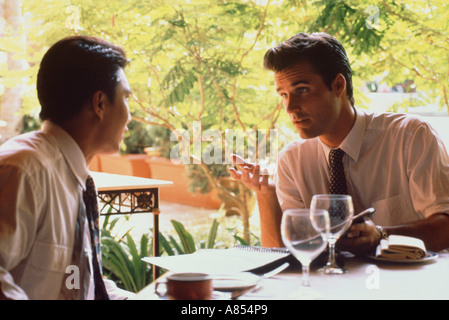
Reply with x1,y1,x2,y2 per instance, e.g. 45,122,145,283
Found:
142,248,289,274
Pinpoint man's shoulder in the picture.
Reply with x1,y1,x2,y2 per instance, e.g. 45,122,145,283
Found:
363,110,426,132
0,131,56,172
279,137,320,158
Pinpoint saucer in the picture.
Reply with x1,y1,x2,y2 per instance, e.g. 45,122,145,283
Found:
212,272,259,291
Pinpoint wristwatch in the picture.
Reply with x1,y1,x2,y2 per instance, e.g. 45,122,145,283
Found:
376,225,388,240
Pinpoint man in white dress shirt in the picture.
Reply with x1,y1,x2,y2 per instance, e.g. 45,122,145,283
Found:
229,32,449,254
0,36,134,299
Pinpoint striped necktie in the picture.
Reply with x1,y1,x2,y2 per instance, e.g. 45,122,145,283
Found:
83,175,110,300
329,148,347,195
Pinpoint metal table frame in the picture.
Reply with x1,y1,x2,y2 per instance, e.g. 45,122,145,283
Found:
91,171,173,280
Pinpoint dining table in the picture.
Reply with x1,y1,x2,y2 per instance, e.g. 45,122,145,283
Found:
132,250,449,300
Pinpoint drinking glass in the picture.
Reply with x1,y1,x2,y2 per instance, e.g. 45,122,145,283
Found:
310,194,354,274
281,208,330,298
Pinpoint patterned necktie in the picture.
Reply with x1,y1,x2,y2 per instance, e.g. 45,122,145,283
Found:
329,148,347,195
83,175,110,300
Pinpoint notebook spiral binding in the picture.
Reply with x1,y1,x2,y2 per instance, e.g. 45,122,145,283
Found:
233,245,290,254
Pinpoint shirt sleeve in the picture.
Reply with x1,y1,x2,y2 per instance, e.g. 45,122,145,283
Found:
0,164,43,299
406,122,449,218
0,268,28,299
104,279,136,300
275,149,305,211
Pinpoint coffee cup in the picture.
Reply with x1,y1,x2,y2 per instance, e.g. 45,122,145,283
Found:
155,272,213,300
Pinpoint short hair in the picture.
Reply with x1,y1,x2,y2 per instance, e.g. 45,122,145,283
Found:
263,32,354,106
37,36,128,123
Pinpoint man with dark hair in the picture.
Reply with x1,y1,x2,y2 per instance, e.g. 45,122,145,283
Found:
0,36,133,299
230,32,449,254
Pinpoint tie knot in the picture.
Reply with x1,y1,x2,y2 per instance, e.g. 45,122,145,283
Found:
329,148,345,166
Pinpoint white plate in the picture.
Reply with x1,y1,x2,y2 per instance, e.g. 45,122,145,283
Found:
367,251,438,263
210,291,229,300
212,272,259,291
152,291,229,300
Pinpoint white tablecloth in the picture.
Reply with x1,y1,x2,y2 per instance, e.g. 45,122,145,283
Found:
242,252,449,300
134,252,449,300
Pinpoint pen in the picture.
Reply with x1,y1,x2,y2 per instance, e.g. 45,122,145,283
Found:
352,207,375,223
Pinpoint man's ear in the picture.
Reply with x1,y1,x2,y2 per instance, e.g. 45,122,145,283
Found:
332,73,346,98
91,91,107,120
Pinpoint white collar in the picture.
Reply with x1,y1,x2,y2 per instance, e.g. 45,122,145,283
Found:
42,121,89,190
320,107,366,164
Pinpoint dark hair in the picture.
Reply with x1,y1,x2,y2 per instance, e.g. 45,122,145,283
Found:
263,32,354,106
37,36,128,123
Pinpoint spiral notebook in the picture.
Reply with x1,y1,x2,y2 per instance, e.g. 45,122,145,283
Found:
143,245,294,275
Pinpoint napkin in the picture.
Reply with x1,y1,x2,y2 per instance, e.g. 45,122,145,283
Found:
375,235,427,260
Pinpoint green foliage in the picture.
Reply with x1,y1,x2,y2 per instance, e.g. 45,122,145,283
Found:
315,0,449,111
101,216,152,292
20,113,41,134
227,226,261,247
170,219,196,254
101,232,151,292
120,120,152,154
159,218,221,255
186,164,229,194
312,0,385,55
2,0,447,128
206,218,220,249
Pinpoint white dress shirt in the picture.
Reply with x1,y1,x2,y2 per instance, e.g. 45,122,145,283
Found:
0,121,131,299
275,108,449,226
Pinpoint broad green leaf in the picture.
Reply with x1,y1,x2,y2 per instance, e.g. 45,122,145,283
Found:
206,219,219,249
171,219,196,254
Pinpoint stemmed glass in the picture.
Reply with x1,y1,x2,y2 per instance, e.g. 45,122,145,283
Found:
281,208,330,298
310,194,354,274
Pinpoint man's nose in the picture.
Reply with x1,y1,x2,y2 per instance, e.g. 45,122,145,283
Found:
285,95,301,114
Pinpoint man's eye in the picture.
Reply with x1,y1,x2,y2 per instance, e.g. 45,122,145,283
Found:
297,87,308,93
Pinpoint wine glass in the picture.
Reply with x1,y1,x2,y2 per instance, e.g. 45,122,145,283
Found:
281,208,330,298
310,194,354,274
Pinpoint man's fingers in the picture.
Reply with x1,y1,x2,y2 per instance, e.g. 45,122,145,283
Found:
349,220,375,233
231,154,245,165
229,155,271,192
261,169,269,187
240,166,251,183
229,162,273,195
251,165,261,189
231,154,254,170
228,168,241,181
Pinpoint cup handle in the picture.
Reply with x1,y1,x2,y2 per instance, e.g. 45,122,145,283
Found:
154,280,168,297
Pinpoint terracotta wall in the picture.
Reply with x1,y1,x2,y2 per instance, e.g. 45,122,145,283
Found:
89,154,220,209
89,154,151,178
146,156,221,209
